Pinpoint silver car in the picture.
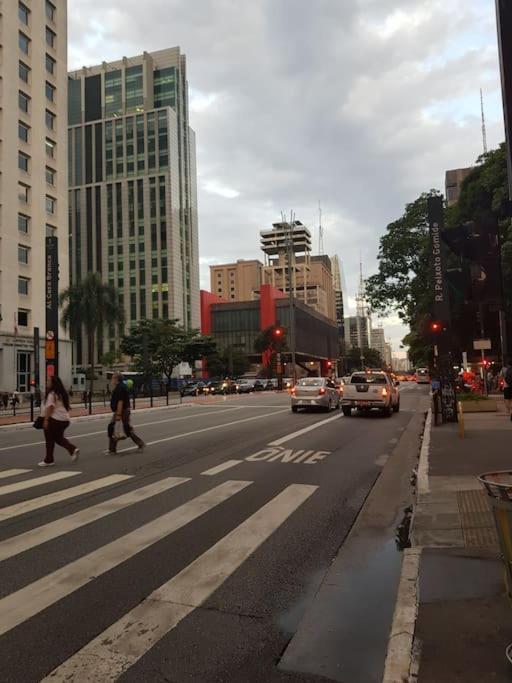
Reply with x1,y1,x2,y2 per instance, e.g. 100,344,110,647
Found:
291,377,340,413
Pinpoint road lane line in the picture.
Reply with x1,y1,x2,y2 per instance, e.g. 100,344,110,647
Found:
0,480,251,637
43,483,318,681
201,460,242,476
0,408,244,453
116,409,290,453
0,476,188,562
268,414,342,446
0,471,80,497
0,474,132,522
0,469,31,480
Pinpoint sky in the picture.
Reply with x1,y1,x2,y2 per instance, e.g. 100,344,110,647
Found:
68,0,505,354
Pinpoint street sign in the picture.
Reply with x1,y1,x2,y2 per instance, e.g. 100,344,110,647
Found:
473,339,492,350
45,236,59,382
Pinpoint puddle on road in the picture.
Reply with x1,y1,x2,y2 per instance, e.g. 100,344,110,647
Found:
277,569,326,634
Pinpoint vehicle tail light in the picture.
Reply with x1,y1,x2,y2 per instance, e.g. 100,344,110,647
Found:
291,387,296,396
318,387,326,395
382,388,388,397
339,386,344,396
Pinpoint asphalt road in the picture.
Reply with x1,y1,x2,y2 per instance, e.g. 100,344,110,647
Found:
0,382,426,682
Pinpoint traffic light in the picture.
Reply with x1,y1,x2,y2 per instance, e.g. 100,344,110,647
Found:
273,327,284,338
430,321,442,333
327,360,333,369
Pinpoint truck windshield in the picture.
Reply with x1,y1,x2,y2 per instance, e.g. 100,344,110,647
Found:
351,374,387,384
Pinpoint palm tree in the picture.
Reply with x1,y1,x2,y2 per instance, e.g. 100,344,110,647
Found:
60,273,124,394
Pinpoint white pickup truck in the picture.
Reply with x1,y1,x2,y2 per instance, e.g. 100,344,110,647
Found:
341,371,400,417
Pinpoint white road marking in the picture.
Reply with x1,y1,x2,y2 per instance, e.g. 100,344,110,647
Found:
117,409,290,454
0,476,188,562
0,479,251,637
268,414,341,446
43,483,318,681
0,408,243,453
0,469,31,480
0,471,80,497
201,460,242,476
246,447,331,464
0,474,132,522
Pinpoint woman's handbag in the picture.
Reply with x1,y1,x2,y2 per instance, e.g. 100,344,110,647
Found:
33,416,44,430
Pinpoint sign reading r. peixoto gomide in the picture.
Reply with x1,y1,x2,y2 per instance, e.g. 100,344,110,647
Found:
427,195,450,324
45,236,59,381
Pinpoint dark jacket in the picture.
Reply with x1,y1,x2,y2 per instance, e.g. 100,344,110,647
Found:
110,383,130,413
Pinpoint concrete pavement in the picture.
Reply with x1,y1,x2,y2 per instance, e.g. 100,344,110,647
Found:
0,385,426,681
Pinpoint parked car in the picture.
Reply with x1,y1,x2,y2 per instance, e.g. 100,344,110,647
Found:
203,381,224,395
291,377,341,413
340,371,399,417
253,379,265,391
180,381,206,397
264,379,278,391
236,379,255,394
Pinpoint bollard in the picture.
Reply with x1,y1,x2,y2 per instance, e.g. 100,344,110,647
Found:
88,391,92,415
150,382,153,408
166,388,169,406
30,394,34,422
458,401,465,439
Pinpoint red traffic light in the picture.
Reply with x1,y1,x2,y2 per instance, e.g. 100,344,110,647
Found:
430,321,442,332
273,327,284,337
327,361,333,368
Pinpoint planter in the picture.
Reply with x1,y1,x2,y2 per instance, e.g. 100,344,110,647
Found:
459,399,497,413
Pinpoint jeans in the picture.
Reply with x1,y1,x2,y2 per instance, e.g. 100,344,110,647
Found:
108,411,144,452
44,418,76,463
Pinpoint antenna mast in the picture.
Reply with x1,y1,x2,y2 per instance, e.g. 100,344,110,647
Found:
318,200,324,254
480,88,488,155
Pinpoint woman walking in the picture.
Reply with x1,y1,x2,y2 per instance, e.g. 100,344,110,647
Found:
39,376,79,467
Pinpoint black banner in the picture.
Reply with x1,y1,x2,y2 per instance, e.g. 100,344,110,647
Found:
428,196,450,322
496,0,512,198
45,236,59,382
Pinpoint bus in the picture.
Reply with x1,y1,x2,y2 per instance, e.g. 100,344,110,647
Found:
416,368,430,384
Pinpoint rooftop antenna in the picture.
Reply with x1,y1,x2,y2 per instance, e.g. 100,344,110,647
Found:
480,88,488,155
318,200,324,255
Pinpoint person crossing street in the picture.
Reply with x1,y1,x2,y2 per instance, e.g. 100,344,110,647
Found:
105,372,146,455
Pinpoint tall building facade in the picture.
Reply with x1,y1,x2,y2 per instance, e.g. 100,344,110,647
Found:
68,47,199,365
345,316,370,350
0,0,71,392
331,255,345,344
370,326,386,362
445,167,473,206
210,260,263,301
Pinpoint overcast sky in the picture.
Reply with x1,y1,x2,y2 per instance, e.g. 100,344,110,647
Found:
69,0,505,353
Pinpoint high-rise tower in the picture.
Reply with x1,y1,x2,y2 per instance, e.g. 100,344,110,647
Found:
0,0,71,391
68,47,199,365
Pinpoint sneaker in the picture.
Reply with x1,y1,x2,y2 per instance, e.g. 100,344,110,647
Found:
137,442,146,452
103,449,116,456
38,461,55,467
71,448,80,463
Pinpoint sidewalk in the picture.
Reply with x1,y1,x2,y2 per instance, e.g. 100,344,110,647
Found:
386,403,512,682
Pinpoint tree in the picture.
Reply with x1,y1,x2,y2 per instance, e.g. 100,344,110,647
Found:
254,325,288,378
60,273,124,393
346,347,383,373
206,347,250,378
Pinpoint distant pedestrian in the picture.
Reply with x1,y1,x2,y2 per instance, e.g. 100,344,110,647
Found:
1,393,8,410
500,359,512,421
105,372,145,455
39,376,79,467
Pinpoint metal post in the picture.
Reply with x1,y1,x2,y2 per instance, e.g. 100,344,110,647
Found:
286,220,297,384
30,393,34,422
166,387,169,406
150,380,153,408
88,391,92,415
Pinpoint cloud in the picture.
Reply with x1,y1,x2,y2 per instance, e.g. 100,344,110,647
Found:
68,0,505,350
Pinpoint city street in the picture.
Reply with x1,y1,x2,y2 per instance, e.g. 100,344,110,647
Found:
0,383,426,682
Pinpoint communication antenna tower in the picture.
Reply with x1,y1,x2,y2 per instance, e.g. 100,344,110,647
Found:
318,200,324,255
480,88,488,155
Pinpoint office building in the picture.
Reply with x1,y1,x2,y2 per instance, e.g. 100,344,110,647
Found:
331,255,345,343
345,316,370,350
370,327,386,362
210,259,263,301
68,47,199,365
260,221,336,321
0,0,71,391
445,167,473,206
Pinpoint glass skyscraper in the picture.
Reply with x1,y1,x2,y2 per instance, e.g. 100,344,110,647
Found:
68,47,199,365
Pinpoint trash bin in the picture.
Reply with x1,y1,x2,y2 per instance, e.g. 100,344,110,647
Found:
478,471,512,598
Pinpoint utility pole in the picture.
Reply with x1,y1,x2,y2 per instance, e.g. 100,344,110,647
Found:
282,211,297,383
480,88,488,155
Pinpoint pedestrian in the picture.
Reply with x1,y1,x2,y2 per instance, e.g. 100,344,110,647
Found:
500,359,512,420
1,392,8,410
105,372,145,455
38,376,79,467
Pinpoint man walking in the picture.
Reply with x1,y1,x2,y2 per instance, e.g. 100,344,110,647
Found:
105,372,146,455
500,359,512,420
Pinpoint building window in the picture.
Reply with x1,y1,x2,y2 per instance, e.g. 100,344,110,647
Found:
18,213,30,232
19,91,29,113
46,223,57,236
18,277,29,295
18,121,29,143
19,32,30,55
19,2,30,25
45,82,55,102
45,196,56,214
16,351,31,392
19,61,30,83
45,109,56,130
17,309,29,327
46,1,56,21
45,53,56,75
45,138,55,158
105,70,122,117
18,184,30,203
18,152,29,172
45,167,55,186
45,27,56,48
18,245,29,264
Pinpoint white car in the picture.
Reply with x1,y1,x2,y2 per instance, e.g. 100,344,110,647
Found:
341,371,400,417
291,377,340,412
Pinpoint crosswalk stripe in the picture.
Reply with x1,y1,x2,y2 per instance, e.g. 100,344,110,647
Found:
43,483,318,681
0,476,189,562
201,460,242,476
0,471,80,498
0,469,31,480
0,479,251,637
0,474,132,522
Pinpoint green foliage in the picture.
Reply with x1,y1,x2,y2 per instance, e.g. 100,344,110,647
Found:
345,347,383,372
206,346,250,378
254,325,288,354
60,273,124,393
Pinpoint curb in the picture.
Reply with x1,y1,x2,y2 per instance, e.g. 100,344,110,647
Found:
382,408,430,682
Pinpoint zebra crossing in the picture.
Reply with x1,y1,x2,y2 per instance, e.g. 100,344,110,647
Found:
0,466,318,681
